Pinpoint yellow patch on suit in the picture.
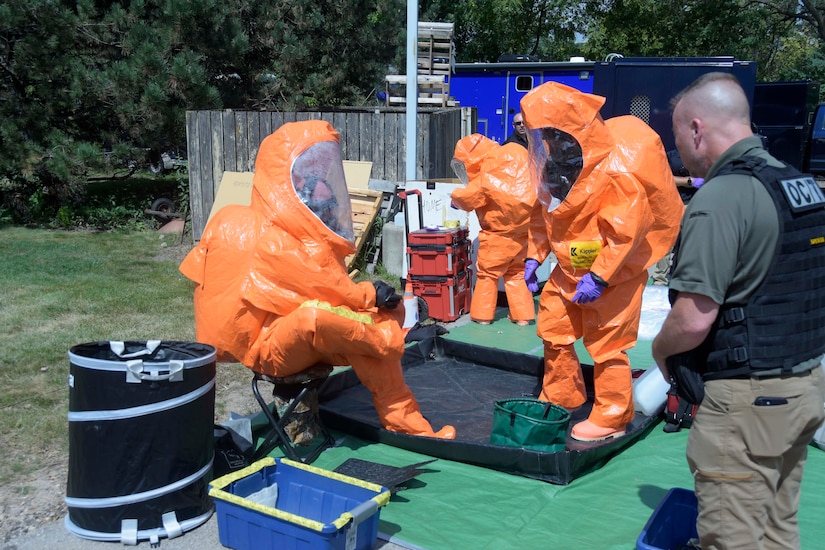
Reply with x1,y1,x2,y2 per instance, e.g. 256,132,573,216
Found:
299,299,374,324
569,241,601,269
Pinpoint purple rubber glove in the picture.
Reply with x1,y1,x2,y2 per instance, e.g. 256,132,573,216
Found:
691,177,705,189
524,259,540,293
450,200,460,210
572,273,605,304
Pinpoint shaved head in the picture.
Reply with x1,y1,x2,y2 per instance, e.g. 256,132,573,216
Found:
672,72,751,126
670,72,754,177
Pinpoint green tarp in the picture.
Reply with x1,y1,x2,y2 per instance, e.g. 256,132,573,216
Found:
260,303,825,549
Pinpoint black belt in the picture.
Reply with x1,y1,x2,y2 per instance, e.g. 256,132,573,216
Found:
717,368,816,381
751,368,815,380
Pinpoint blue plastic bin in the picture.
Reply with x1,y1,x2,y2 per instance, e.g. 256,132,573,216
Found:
209,457,390,550
637,487,699,550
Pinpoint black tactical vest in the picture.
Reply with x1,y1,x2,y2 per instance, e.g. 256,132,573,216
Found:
673,156,825,380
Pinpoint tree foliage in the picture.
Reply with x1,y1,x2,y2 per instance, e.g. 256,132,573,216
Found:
3,0,825,224
243,1,404,109
421,0,583,62
0,0,403,223
579,1,825,84
580,1,788,76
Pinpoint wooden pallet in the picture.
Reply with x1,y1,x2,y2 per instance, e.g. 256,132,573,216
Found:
385,75,457,107
384,21,455,107
346,188,383,272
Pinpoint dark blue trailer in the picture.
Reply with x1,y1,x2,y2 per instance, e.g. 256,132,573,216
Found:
752,80,820,172
450,56,757,153
451,60,595,143
592,57,757,152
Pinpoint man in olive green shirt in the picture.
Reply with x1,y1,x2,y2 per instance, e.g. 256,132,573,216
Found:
653,73,825,549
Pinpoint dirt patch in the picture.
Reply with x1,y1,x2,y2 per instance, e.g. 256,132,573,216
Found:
0,456,68,543
154,234,196,264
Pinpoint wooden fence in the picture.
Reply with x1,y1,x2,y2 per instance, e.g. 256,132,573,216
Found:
185,107,474,239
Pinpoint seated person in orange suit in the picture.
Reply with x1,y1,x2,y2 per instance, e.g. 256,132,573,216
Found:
451,134,542,325
180,120,455,439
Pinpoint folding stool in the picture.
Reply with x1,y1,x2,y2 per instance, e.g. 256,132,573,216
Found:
250,364,335,464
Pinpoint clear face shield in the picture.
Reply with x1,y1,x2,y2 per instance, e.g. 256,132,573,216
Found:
451,158,469,185
527,127,583,212
291,141,354,241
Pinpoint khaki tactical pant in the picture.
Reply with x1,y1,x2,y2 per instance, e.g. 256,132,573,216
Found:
687,366,825,549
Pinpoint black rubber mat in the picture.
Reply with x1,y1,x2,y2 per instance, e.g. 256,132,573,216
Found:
333,458,437,493
319,337,659,484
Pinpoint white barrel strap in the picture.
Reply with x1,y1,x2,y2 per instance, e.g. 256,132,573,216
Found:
162,511,183,539
110,340,162,359
126,359,184,383
121,518,138,545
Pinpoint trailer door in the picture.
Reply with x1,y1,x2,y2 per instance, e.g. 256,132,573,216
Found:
503,69,595,142
501,71,543,142
593,57,756,152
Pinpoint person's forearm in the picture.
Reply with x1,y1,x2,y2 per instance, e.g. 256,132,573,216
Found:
652,293,719,376
674,176,704,189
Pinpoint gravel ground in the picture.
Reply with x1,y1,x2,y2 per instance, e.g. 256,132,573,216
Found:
0,368,412,550
0,458,68,545
0,448,411,550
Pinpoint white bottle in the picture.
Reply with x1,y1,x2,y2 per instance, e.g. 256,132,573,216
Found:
812,413,825,450
633,367,670,417
402,281,419,329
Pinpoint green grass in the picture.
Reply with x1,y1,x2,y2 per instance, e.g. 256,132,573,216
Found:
0,225,398,484
0,227,197,483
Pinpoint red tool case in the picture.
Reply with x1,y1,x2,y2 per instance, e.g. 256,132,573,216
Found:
409,269,472,322
399,190,473,322
406,227,471,277
407,227,473,321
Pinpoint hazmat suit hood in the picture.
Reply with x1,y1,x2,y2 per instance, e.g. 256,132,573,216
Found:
520,82,614,212
451,134,499,185
250,120,355,260
605,115,683,270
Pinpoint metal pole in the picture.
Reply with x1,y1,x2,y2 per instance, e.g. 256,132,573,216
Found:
405,0,418,182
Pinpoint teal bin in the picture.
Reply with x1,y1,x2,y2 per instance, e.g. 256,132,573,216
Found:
210,457,391,550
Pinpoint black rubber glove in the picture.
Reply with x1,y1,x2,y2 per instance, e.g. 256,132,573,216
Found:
373,280,401,309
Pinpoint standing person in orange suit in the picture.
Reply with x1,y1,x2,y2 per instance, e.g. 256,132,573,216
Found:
451,134,541,325
180,120,455,439
521,82,683,442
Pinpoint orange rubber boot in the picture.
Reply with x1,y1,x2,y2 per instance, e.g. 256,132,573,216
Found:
539,343,587,410
570,419,626,442
350,354,456,439
503,264,535,324
377,393,457,439
570,354,634,441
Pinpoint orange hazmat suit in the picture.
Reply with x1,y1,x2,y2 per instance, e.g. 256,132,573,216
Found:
180,120,455,439
521,82,683,435
451,134,541,323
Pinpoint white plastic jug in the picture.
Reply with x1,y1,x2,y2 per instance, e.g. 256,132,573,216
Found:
402,282,419,329
812,416,825,450
633,367,670,417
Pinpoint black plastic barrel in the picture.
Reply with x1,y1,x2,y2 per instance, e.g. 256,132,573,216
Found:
65,340,216,544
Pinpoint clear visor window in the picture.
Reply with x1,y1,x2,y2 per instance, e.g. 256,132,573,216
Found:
291,141,354,241
527,127,583,209
451,158,469,185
